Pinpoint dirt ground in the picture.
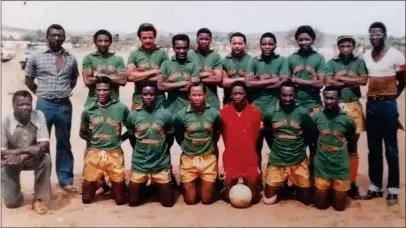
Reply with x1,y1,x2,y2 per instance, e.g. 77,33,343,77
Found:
1,48,405,227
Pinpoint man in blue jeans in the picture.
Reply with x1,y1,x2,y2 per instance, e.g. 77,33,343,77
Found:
361,22,405,206
25,24,79,193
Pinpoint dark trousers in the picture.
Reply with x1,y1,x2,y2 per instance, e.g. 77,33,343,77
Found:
36,98,74,187
366,97,399,194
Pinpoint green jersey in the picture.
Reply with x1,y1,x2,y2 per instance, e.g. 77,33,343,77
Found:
127,105,174,173
80,100,130,150
264,104,314,166
246,54,290,114
325,55,368,103
312,109,356,180
222,53,252,104
174,104,221,156
286,49,326,109
160,57,200,113
127,46,169,107
82,52,125,107
188,49,222,110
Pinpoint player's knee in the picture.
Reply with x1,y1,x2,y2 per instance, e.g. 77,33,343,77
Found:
161,198,175,207
333,202,346,211
82,195,93,204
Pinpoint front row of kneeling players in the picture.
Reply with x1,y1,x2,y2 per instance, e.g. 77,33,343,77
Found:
80,77,355,211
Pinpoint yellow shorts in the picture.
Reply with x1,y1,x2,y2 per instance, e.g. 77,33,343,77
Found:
265,159,311,188
82,147,125,183
130,169,172,184
180,153,218,183
314,177,350,192
340,101,366,134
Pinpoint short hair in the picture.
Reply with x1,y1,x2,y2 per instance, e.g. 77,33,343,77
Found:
93,29,112,43
230,80,248,93
295,25,316,41
229,32,246,43
323,86,341,98
172,34,190,47
137,23,157,38
46,24,65,36
197,28,212,37
280,79,296,92
337,35,356,46
188,81,207,94
369,21,387,36
96,76,112,86
139,81,157,92
12,90,32,103
260,32,277,44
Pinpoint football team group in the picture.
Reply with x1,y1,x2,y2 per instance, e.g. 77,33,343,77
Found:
1,21,405,215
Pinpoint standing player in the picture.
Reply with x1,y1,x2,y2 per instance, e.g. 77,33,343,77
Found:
262,80,313,206
220,81,262,205
246,32,289,170
82,29,127,193
324,35,368,199
157,34,201,113
187,28,223,110
82,29,127,107
127,23,169,110
79,77,129,205
221,32,252,106
286,25,326,176
126,83,175,207
174,82,221,205
313,86,356,211
361,22,405,206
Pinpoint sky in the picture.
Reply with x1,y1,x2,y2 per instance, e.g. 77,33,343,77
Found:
2,1,405,36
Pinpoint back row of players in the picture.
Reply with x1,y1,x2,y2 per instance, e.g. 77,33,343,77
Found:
79,22,405,209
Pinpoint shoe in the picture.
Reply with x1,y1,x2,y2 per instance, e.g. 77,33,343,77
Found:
361,190,383,200
387,194,399,206
348,182,360,199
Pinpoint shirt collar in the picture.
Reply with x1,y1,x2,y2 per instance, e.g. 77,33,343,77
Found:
8,111,41,133
333,54,356,61
293,48,316,55
88,99,118,110
194,48,214,55
43,46,70,55
186,103,210,113
171,55,192,62
135,104,159,112
226,52,247,59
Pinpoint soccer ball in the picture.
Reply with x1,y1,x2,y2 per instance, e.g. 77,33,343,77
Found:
229,184,252,208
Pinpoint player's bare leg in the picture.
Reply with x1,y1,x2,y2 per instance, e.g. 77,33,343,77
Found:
333,191,349,211
314,188,329,210
128,181,146,207
111,181,126,205
264,184,281,205
158,183,175,207
82,180,97,204
182,180,199,205
201,179,215,205
244,176,261,204
296,187,312,205
224,178,238,203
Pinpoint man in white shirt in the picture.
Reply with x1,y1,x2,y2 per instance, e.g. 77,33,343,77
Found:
361,22,405,206
1,90,52,214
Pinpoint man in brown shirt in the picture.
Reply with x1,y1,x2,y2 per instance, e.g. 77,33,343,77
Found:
1,90,52,214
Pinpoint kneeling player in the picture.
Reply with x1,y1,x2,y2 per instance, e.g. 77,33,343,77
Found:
174,82,221,205
220,81,262,205
79,77,129,205
312,86,356,211
126,83,175,207
263,80,313,205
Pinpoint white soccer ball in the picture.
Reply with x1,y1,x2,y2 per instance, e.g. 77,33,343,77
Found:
229,183,252,208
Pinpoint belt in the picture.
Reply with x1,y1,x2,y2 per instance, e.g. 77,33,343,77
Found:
367,96,396,101
41,97,70,103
